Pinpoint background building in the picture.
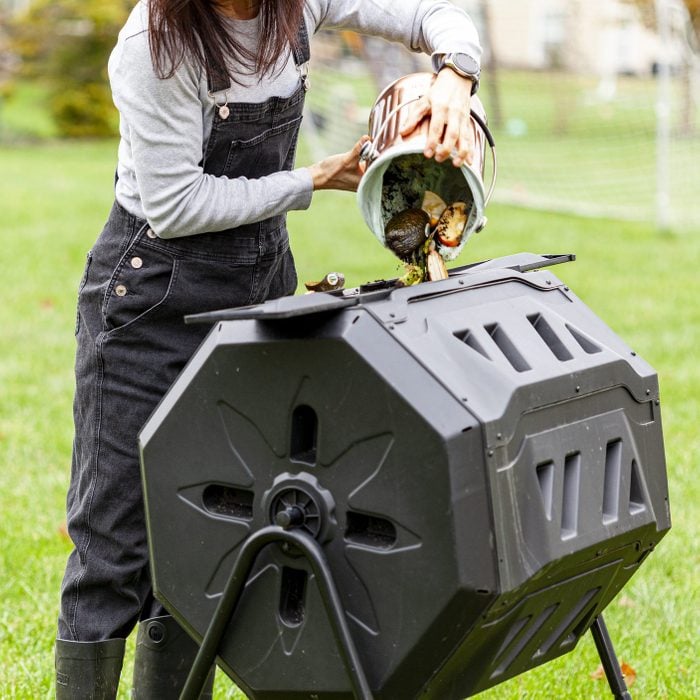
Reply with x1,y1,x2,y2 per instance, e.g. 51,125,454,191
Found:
477,0,667,76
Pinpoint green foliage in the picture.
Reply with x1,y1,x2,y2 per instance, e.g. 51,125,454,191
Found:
9,0,132,137
51,83,116,138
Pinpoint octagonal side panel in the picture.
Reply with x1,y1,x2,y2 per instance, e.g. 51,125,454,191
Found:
140,311,495,698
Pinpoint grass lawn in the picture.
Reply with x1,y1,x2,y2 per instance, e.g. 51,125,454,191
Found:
0,81,59,141
0,138,698,699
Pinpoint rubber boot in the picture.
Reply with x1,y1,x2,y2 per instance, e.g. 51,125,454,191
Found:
132,615,215,699
55,638,126,700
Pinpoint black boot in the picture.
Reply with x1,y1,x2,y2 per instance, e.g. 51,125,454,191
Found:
55,638,125,700
132,615,215,699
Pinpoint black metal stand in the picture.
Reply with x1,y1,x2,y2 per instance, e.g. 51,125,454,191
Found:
179,526,630,700
179,525,373,700
590,615,632,700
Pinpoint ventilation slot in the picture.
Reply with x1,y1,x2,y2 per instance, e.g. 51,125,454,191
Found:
603,440,622,524
491,605,558,678
568,601,600,644
484,323,531,372
279,567,307,627
561,453,581,539
203,485,254,521
345,512,397,549
535,588,600,657
528,314,573,361
455,330,491,360
566,324,602,354
290,404,318,466
536,461,555,521
492,616,530,662
629,460,647,515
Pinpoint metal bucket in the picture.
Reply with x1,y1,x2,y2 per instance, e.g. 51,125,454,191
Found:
357,72,496,261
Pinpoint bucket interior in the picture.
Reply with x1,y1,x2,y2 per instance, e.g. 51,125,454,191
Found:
359,149,486,261
382,154,474,226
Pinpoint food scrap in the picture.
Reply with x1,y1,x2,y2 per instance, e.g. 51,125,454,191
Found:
435,203,468,248
426,240,449,281
385,208,431,260
304,272,345,293
421,190,448,227
386,190,468,286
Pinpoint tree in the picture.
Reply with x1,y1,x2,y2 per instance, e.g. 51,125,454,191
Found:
9,0,132,137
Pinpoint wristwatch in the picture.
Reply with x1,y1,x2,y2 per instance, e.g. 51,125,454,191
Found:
436,53,480,94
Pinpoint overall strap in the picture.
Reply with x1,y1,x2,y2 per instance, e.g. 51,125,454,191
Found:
207,18,311,95
207,63,229,96
291,18,311,67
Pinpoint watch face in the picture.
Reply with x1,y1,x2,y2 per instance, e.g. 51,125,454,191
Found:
452,53,479,77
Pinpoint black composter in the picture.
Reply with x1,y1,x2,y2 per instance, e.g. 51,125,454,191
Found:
139,253,670,700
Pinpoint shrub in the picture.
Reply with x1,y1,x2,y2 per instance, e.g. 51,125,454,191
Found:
9,0,132,138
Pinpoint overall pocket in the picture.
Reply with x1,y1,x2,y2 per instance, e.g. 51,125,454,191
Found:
102,239,178,335
75,250,93,336
221,115,304,179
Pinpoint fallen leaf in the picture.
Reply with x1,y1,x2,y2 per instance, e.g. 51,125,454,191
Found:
617,595,637,609
40,298,56,310
590,661,637,688
590,664,605,680
621,661,637,687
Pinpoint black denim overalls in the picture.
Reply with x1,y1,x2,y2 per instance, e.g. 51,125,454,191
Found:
58,26,309,642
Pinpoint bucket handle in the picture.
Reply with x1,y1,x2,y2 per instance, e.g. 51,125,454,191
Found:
359,96,498,206
471,110,498,206
359,97,423,163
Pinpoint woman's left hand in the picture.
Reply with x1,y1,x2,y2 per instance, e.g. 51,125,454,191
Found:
399,69,474,167
308,135,370,192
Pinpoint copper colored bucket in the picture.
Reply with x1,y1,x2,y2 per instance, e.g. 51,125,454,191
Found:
357,72,496,261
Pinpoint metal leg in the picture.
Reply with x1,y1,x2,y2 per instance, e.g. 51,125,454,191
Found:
179,525,373,700
590,615,632,700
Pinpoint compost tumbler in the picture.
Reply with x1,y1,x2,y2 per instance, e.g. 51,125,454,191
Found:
139,253,670,700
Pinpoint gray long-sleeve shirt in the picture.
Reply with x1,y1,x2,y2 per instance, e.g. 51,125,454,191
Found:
108,0,482,239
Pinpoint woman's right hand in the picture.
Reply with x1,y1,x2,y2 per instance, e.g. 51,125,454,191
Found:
308,135,370,192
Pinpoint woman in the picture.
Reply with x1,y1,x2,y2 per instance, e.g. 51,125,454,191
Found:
55,0,482,697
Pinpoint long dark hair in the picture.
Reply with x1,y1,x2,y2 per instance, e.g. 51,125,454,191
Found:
148,0,305,85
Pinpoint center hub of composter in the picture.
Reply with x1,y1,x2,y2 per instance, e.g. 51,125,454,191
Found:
271,489,321,536
263,473,336,542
